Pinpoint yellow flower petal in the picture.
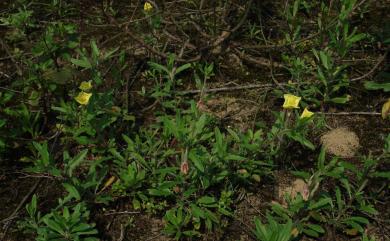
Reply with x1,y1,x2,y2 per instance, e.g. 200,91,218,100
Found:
283,94,301,109
79,81,92,91
381,98,390,119
75,92,92,105
300,107,314,119
144,2,153,12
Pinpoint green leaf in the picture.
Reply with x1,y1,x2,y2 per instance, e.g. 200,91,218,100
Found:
148,188,171,197
103,46,120,60
148,62,170,75
0,119,5,128
192,158,204,172
204,209,219,224
71,223,93,233
309,210,326,222
340,178,352,198
197,196,216,205
287,131,315,150
193,114,207,138
84,238,100,241
109,148,125,162
309,197,331,210
348,33,366,43
76,229,99,235
63,207,70,219
44,218,65,235
219,207,232,216
175,63,192,75
347,216,369,225
319,51,330,70
254,217,268,240
360,204,378,215
271,203,290,220
293,0,299,16
42,68,74,84
317,67,327,86
164,209,179,226
226,154,245,161
306,223,325,233
190,204,205,218
364,81,390,92
62,183,81,201
292,171,310,180
26,194,37,217
183,230,201,237
71,58,92,69
317,147,326,170
344,220,364,233
335,187,343,211
227,128,241,142
371,171,390,179
90,39,99,58
330,96,350,104
67,149,88,177
132,198,141,210
303,227,319,237
183,188,197,198
131,152,149,169
33,142,50,166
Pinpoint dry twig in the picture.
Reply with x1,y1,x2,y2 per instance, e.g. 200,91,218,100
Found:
179,83,280,95
319,111,381,116
350,51,388,82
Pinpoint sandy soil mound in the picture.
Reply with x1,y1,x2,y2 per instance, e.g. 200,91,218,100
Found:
277,177,309,207
321,127,359,158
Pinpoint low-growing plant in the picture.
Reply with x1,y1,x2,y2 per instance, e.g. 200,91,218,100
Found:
0,5,34,42
268,145,387,238
20,195,98,241
282,0,368,106
144,53,192,108
2,1,386,240
253,214,294,241
25,141,61,176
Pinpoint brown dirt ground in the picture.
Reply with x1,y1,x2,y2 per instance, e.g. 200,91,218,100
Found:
0,0,389,240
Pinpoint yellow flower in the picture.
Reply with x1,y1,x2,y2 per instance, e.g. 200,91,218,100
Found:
79,81,92,91
300,107,314,119
75,91,92,105
283,94,301,109
144,2,153,12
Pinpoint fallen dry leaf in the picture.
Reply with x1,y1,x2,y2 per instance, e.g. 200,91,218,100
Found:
99,176,116,193
382,98,390,119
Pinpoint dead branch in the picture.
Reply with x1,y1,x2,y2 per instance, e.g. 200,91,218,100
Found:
234,48,284,68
